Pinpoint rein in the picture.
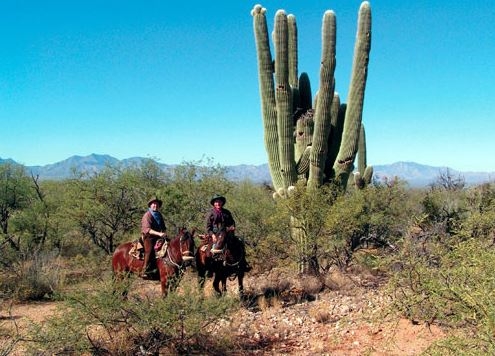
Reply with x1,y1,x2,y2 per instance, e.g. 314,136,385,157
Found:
163,232,194,268
220,236,242,268
164,246,182,268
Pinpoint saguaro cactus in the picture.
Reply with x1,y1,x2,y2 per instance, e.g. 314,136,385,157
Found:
251,2,373,273
251,1,372,194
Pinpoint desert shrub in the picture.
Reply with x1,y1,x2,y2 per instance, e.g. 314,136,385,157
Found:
258,178,415,273
258,207,297,270
26,279,240,355
456,182,495,241
388,236,495,354
259,181,339,272
421,171,470,237
228,181,276,271
0,321,20,356
0,242,105,302
323,178,415,269
0,250,65,301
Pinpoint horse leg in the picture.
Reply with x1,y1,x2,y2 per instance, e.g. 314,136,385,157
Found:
212,274,223,296
157,261,170,298
237,272,245,298
112,252,132,299
168,271,182,293
159,274,168,297
196,250,211,293
197,268,207,290
221,275,227,294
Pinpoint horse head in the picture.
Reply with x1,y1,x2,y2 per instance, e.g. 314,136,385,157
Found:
214,227,233,251
177,227,195,264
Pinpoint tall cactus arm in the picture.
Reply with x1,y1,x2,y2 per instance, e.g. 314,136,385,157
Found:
333,1,372,186
298,72,312,112
274,10,297,189
288,16,300,116
288,15,298,89
358,123,373,185
308,10,337,189
324,96,343,183
252,5,284,191
357,123,367,175
363,165,373,184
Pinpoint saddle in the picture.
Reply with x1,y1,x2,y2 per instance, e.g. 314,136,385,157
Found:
129,240,144,259
128,238,168,259
155,238,168,258
198,234,222,259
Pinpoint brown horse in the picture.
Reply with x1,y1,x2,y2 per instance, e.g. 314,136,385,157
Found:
196,229,248,297
112,227,195,297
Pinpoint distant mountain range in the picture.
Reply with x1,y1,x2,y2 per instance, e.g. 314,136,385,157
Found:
1,154,494,187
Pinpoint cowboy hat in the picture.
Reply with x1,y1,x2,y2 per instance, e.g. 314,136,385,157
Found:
210,194,226,206
147,197,163,208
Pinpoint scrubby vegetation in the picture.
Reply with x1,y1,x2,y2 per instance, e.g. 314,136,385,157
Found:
1,161,494,354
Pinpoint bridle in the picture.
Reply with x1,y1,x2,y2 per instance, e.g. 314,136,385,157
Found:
164,231,195,268
216,232,242,268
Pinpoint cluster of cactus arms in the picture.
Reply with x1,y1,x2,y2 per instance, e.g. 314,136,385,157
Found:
251,1,373,196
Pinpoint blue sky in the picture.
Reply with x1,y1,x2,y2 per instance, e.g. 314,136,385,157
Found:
1,1,494,172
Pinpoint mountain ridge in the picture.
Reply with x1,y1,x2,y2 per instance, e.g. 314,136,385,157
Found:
1,154,494,187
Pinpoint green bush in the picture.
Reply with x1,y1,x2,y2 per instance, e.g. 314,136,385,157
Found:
388,237,495,354
229,181,277,270
0,251,65,301
323,179,415,269
26,277,240,355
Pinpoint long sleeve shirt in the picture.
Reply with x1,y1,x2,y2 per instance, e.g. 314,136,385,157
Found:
206,208,235,235
141,210,166,238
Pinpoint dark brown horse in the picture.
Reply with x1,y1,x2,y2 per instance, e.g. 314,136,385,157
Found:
196,229,248,297
112,227,195,297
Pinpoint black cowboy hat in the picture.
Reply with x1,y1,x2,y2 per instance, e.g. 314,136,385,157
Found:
147,197,163,208
210,194,226,206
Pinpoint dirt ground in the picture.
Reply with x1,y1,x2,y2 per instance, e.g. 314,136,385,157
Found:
1,270,445,355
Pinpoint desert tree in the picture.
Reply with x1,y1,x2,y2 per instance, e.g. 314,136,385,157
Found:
0,163,33,251
66,165,144,254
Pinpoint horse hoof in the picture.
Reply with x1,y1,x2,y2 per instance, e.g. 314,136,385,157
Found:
141,271,158,280
141,274,154,280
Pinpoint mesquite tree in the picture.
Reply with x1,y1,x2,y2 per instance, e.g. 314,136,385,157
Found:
251,2,373,273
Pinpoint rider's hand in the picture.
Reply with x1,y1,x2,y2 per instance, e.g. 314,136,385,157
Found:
212,234,217,242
